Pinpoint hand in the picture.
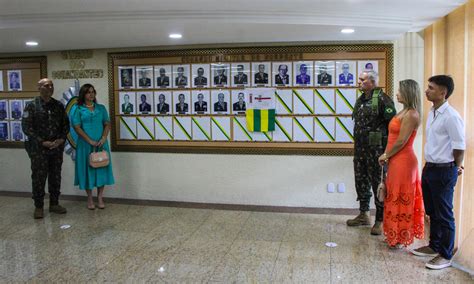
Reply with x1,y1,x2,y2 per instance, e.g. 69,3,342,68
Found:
457,166,464,176
42,141,54,149
89,140,98,146
378,153,388,166
49,139,64,149
97,136,106,147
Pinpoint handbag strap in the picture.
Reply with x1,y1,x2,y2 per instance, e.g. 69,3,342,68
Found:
380,165,384,180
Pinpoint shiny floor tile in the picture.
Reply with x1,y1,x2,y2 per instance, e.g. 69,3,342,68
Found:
0,196,472,283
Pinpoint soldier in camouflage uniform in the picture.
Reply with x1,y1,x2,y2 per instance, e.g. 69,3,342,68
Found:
22,78,70,219
348,71,396,235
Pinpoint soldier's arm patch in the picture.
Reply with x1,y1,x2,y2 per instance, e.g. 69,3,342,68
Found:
22,111,29,118
384,107,395,119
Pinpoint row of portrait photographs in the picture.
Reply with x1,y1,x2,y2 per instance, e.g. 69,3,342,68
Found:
119,88,362,116
0,99,32,120
0,70,23,92
0,121,25,141
119,90,249,115
119,116,354,143
117,60,379,90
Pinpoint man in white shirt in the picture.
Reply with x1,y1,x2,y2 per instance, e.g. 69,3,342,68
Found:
411,75,465,270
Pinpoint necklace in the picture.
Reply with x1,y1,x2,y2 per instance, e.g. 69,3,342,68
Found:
85,102,94,107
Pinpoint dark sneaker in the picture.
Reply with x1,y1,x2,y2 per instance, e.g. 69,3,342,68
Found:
411,246,438,257
34,208,44,219
49,205,67,214
370,221,383,235
426,255,452,270
346,212,371,226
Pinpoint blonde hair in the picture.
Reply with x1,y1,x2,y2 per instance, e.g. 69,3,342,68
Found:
399,79,420,113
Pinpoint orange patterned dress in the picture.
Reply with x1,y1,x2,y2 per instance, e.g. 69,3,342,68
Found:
383,116,425,246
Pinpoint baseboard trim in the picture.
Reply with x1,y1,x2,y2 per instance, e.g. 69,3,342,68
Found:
0,190,372,215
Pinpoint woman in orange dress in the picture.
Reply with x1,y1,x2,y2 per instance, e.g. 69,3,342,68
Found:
378,79,425,248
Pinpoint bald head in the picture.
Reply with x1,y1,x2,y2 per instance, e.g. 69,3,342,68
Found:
38,78,54,99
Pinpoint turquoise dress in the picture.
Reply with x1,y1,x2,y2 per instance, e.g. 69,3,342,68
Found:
71,103,115,190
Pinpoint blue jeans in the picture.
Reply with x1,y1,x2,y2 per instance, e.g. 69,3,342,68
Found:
421,165,458,260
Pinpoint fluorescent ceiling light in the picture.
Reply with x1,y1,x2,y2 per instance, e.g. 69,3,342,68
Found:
169,33,182,39
341,28,355,34
26,41,39,46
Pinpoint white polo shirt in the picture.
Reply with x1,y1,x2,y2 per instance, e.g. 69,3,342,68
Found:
425,102,465,163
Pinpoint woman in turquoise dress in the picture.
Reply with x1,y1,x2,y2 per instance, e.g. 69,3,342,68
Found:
71,84,114,209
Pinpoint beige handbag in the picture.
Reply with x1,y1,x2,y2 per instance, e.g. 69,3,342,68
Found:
376,166,386,202
89,147,109,168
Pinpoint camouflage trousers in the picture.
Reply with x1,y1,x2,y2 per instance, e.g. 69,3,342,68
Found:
28,151,64,208
353,145,384,221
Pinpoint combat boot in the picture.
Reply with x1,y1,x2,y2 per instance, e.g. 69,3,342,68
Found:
49,204,67,214
34,208,44,219
371,221,383,235
346,211,370,226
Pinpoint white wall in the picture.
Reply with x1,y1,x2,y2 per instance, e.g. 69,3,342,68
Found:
0,34,424,208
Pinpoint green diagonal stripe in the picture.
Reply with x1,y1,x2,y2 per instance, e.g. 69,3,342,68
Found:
314,117,335,142
292,90,314,114
314,89,335,114
233,117,253,141
154,117,173,139
192,117,211,141
211,117,230,141
120,117,137,139
275,119,292,141
336,117,354,141
174,117,192,140
357,89,362,98
137,117,155,140
275,91,292,114
336,89,354,112
293,117,313,141
263,131,272,141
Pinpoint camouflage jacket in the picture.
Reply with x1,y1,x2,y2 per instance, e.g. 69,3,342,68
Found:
352,88,395,147
21,96,70,154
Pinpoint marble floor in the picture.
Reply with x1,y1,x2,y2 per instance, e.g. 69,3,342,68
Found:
0,196,472,283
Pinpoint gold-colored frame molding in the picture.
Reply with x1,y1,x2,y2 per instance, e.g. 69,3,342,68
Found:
0,56,47,149
108,43,393,156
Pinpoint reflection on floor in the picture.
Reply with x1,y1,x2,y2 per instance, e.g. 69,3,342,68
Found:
0,196,472,283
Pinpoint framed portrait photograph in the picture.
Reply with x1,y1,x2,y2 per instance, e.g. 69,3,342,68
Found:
231,63,250,87
252,62,271,86
272,62,292,87
0,99,9,120
10,121,24,141
154,91,172,115
7,70,22,91
0,71,3,91
293,61,313,86
136,66,153,89
0,121,9,141
192,64,210,88
119,92,136,115
358,60,379,76
336,61,357,87
192,90,210,114
9,99,23,120
211,63,230,88
173,91,191,114
315,61,335,87
231,90,248,114
154,65,172,88
118,66,135,89
136,91,153,114
172,65,190,89
211,90,230,114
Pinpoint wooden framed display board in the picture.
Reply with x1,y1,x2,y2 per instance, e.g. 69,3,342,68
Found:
0,56,47,148
108,44,393,155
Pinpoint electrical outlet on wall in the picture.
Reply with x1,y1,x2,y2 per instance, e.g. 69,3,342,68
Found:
327,183,335,193
337,183,346,193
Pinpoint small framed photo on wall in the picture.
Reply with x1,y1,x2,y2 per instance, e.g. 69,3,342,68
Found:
119,92,136,115
172,65,190,89
154,65,171,88
9,99,23,120
0,121,9,141
231,63,250,87
136,66,153,89
315,61,335,87
192,64,210,88
192,90,210,114
272,62,292,87
211,63,230,88
293,61,313,86
0,71,4,91
136,91,153,114
154,91,172,114
336,61,357,87
173,91,191,114
7,70,22,91
10,121,24,141
252,62,271,86
118,66,135,89
0,99,9,120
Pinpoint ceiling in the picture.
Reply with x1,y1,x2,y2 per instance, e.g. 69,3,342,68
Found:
0,0,467,53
